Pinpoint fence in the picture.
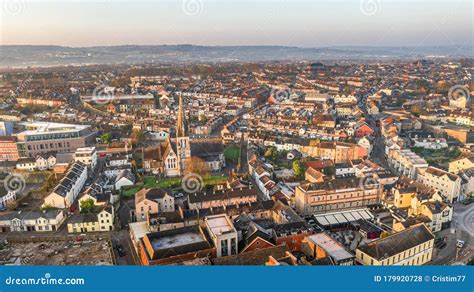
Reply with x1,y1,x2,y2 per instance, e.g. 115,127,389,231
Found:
5,233,111,244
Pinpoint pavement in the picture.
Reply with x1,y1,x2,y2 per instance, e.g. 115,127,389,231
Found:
110,230,139,265
431,202,473,265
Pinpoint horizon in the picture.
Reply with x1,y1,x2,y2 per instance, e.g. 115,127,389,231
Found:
0,43,468,48
0,0,472,48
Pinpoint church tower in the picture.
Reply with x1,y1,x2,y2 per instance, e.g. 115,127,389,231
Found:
176,94,191,175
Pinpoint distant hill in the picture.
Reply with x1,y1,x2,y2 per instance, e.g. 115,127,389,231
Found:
0,44,471,67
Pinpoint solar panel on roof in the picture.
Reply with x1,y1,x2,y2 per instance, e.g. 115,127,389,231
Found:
334,213,347,224
315,216,330,226
342,212,356,222
359,210,373,220
351,212,363,220
326,215,338,225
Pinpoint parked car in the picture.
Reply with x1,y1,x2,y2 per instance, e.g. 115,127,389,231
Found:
461,198,472,205
118,248,126,257
435,237,446,249
115,243,126,257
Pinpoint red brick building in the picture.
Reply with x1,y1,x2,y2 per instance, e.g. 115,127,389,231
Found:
355,123,374,138
273,222,313,252
0,136,19,161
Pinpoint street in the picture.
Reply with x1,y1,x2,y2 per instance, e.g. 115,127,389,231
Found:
359,97,473,266
431,203,473,265
110,230,139,265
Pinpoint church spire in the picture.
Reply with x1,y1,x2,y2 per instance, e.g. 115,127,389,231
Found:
176,94,188,137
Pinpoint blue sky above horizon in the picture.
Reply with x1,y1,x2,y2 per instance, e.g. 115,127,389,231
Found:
0,0,472,47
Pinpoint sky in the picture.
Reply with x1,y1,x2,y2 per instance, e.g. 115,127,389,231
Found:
0,0,472,47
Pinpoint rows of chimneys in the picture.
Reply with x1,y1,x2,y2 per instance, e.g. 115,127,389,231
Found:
192,186,252,196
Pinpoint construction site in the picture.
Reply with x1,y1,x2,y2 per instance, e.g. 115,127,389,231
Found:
0,235,114,265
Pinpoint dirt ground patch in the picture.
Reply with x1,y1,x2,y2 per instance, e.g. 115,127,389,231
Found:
0,238,114,265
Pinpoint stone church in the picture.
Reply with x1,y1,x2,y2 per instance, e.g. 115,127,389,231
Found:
143,95,226,177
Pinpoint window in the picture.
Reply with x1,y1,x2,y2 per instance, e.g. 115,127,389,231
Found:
231,238,237,255
221,239,228,257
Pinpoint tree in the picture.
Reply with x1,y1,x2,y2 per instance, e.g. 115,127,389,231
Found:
323,166,335,176
411,103,422,114
271,149,278,161
131,129,144,145
6,201,18,211
199,114,208,124
41,204,55,211
264,147,276,159
343,85,351,95
292,160,304,178
100,133,111,144
80,198,96,214
224,146,240,163
415,79,430,94
188,157,210,176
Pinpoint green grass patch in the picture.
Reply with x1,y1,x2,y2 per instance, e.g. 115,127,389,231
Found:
411,147,462,170
203,175,228,184
143,176,159,188
156,178,181,188
121,175,228,198
121,184,143,198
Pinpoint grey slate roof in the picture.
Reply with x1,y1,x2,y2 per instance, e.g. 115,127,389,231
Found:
357,224,434,260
